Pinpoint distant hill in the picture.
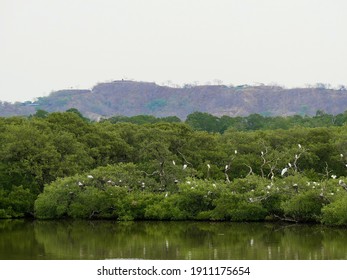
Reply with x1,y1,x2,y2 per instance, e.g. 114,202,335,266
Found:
1,80,347,120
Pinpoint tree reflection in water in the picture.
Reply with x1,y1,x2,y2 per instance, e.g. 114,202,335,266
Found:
1,220,347,260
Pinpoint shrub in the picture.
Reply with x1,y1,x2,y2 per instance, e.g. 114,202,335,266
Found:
144,194,185,220
34,183,79,219
211,192,268,221
281,191,325,222
321,195,347,226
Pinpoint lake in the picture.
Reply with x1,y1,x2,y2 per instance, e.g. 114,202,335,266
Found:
1,220,347,260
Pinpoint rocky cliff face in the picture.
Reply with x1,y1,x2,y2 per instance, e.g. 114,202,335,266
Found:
1,80,347,120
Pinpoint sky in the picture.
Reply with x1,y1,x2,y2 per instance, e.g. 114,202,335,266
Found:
1,0,347,102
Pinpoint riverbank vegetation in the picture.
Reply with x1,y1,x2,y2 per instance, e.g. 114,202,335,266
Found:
0,110,346,225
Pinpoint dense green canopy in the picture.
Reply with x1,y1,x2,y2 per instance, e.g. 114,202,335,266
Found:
0,110,346,225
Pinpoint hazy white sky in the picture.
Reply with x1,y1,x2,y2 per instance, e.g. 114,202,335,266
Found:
1,0,347,102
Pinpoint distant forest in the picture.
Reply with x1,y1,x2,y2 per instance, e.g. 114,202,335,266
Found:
1,109,347,225
105,110,347,133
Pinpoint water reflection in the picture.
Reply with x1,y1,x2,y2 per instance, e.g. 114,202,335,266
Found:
1,220,347,260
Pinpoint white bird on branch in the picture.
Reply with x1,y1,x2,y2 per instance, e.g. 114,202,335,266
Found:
281,167,288,176
339,180,347,191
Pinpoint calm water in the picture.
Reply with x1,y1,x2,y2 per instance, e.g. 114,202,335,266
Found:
1,220,347,260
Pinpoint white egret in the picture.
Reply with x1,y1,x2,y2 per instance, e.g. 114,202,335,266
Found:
172,160,176,165
281,167,288,176
183,164,187,170
234,150,238,154
339,180,347,190
87,175,93,179
298,144,302,149
207,164,211,169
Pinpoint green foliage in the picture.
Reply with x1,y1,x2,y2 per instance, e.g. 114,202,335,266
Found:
211,192,268,221
321,194,347,226
33,109,49,118
0,186,36,218
185,111,347,134
175,180,220,219
281,191,325,222
104,115,181,125
1,112,347,225
65,108,90,122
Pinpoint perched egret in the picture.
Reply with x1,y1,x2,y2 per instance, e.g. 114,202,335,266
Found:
331,175,337,179
288,163,292,168
87,175,93,179
207,164,211,169
183,164,187,170
339,180,347,190
281,167,288,176
78,181,83,186
298,144,302,149
340,154,344,158
172,160,176,165
225,165,229,170
234,150,238,154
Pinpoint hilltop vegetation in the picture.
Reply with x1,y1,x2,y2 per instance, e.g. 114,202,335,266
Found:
1,80,347,120
0,110,347,225
106,110,347,133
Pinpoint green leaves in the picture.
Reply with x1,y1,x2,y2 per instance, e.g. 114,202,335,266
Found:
1,112,347,223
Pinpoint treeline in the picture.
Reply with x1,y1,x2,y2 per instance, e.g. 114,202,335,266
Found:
105,110,347,133
0,110,347,225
